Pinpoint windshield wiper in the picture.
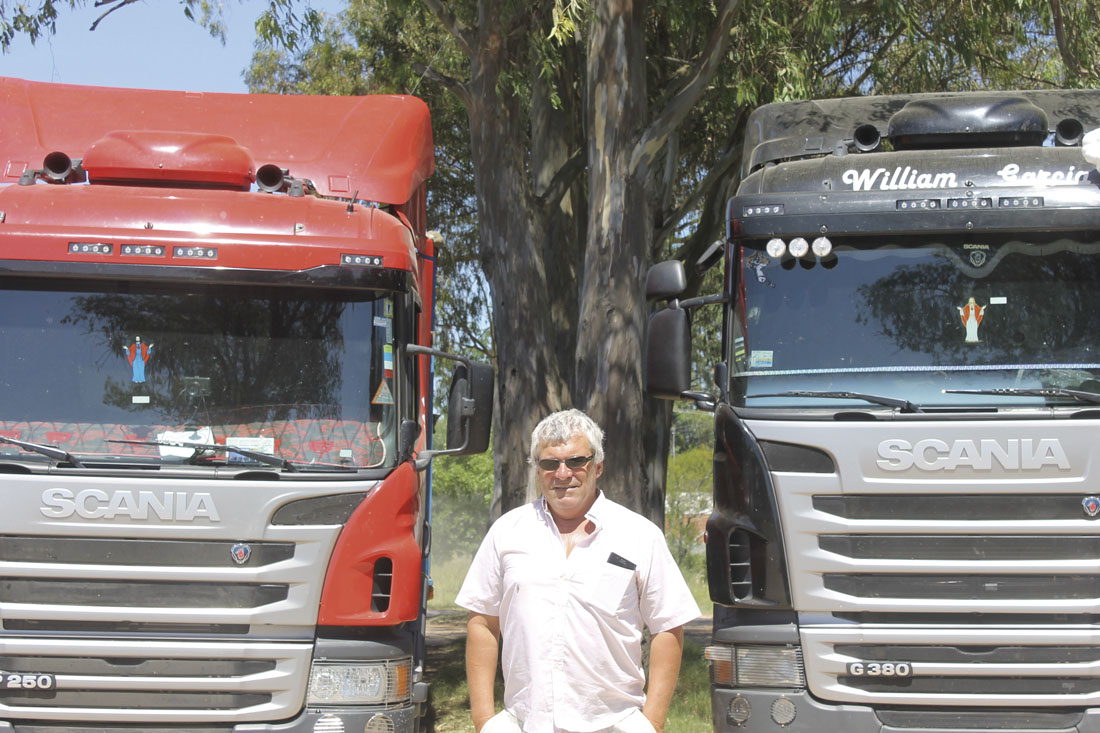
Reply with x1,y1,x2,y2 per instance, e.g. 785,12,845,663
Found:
0,435,84,467
107,438,303,472
944,387,1100,406
753,390,923,413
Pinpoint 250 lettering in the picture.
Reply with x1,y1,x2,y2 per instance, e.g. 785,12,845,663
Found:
846,662,912,677
4,673,55,690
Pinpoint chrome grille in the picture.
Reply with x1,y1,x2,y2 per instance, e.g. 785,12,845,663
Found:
0,475,372,722
0,637,311,722
746,417,1100,708
803,628,1100,705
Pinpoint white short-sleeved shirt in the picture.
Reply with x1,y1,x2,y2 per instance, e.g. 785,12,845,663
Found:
455,491,701,733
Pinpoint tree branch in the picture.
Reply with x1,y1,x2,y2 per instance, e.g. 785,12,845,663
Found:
629,0,742,176
534,146,585,212
843,25,905,95
90,0,141,31
411,62,472,107
1048,0,1080,79
655,110,747,246
420,0,476,60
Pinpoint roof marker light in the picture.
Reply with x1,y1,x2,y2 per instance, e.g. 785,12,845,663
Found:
811,237,832,258
788,237,810,258
765,238,786,258
342,254,384,267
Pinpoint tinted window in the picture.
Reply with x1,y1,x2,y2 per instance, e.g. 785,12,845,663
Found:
732,237,1100,408
0,278,398,468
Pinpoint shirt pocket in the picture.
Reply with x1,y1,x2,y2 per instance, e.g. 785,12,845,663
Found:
588,562,637,615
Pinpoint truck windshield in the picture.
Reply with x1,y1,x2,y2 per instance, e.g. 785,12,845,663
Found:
732,236,1100,410
0,277,399,468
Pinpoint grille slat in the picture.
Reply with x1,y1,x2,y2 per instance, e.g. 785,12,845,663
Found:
813,494,1100,521
820,534,1100,561
0,578,288,608
824,573,1099,600
0,536,293,567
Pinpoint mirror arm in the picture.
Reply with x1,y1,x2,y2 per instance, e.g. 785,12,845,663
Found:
677,293,729,310
405,344,486,465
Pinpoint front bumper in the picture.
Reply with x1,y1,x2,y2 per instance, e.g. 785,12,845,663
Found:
712,688,1100,732
0,703,420,733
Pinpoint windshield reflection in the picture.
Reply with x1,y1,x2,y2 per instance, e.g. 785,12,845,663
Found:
0,278,398,468
732,237,1100,409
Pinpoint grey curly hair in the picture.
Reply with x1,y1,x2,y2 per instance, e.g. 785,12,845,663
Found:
528,409,605,466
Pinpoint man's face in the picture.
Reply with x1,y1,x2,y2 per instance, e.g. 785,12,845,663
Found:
536,433,603,522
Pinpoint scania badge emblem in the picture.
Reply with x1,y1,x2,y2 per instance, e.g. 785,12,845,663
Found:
1083,497,1100,518
230,543,252,564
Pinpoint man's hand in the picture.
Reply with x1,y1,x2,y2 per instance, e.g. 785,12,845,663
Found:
467,612,502,732
640,626,684,732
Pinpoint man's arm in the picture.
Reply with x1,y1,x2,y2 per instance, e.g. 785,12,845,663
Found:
641,625,685,732
466,611,502,732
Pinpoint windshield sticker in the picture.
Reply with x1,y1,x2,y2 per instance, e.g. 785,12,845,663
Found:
749,350,774,369
374,315,393,342
964,243,991,267
746,251,775,287
156,427,213,458
958,297,990,343
383,344,394,376
225,436,276,462
373,380,395,405
124,336,153,383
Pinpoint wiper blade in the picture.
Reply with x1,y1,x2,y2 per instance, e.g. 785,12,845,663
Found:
753,390,923,413
944,387,1100,406
0,435,84,467
107,438,302,472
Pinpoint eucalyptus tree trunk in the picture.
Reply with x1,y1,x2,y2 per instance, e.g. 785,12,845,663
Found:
575,0,655,516
576,0,742,522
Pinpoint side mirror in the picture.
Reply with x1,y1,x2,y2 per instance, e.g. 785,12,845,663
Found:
446,361,494,455
646,260,687,301
406,344,495,469
645,305,692,398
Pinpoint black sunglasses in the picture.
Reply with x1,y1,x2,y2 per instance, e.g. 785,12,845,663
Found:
537,455,594,472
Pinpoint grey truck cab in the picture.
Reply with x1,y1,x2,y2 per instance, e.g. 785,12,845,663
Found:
647,91,1100,731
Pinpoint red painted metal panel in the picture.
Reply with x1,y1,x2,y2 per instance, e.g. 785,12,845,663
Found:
0,76,434,203
0,183,418,272
317,462,423,625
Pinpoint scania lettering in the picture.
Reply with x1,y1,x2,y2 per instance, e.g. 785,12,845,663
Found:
0,77,493,732
876,437,1071,471
645,91,1100,731
40,488,222,521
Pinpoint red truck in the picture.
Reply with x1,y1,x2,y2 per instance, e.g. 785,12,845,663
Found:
0,76,492,732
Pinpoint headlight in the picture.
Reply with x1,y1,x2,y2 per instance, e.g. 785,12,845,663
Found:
307,659,411,705
705,644,805,688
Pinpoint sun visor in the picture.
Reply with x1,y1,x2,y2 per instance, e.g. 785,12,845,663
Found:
0,76,434,203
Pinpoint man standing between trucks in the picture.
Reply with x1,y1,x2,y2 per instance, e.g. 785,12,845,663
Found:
456,409,700,733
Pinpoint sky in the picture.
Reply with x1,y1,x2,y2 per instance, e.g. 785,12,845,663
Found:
1,0,345,94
